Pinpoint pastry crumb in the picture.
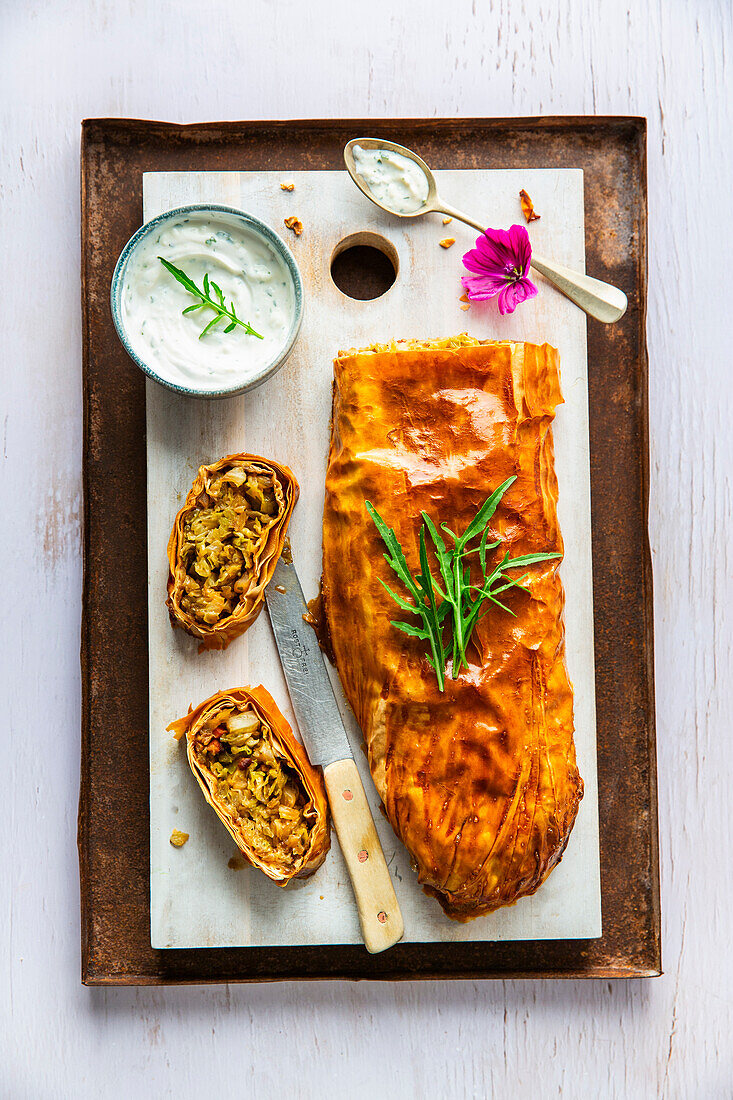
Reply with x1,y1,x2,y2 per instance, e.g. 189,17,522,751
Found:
459,293,470,302
439,237,456,249
442,216,453,225
519,188,541,222
170,829,189,848
280,181,295,191
459,303,470,311
284,216,303,236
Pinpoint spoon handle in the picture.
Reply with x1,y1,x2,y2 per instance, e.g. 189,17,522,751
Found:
530,252,627,324
436,201,485,233
434,203,628,324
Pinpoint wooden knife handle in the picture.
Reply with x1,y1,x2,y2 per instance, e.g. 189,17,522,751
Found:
323,758,404,954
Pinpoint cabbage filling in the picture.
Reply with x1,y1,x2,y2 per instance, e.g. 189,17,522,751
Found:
179,467,282,627
193,705,312,863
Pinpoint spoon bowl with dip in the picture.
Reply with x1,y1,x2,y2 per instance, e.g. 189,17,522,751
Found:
344,137,627,324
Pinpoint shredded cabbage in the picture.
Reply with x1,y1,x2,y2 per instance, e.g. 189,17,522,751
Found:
194,705,311,863
179,468,280,626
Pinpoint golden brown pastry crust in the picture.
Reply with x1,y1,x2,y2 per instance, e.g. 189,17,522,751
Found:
167,685,330,884
320,337,583,920
166,453,298,650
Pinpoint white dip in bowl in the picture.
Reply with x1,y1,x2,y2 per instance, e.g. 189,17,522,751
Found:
111,205,303,397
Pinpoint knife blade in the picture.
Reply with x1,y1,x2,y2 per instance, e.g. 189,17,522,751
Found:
265,554,404,954
264,556,352,768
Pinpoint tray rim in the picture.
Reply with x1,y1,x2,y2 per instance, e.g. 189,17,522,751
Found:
79,114,659,984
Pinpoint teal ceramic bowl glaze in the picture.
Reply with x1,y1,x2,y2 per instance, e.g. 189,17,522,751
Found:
110,204,304,398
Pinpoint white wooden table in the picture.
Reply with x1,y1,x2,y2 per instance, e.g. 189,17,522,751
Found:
2,2,731,1096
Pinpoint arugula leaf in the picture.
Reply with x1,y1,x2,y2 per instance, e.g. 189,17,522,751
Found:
458,476,516,547
501,552,561,569
366,501,446,690
366,481,561,691
391,621,430,640
157,257,263,340
418,527,446,677
377,577,418,613
159,257,200,297
479,525,500,576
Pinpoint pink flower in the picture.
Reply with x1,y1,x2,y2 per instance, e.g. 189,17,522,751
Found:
461,224,538,315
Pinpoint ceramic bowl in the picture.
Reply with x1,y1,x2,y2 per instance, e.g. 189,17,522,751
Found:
110,204,304,398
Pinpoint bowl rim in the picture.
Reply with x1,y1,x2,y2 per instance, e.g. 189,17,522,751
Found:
110,203,304,399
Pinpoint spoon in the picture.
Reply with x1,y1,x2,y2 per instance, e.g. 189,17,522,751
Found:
344,137,627,324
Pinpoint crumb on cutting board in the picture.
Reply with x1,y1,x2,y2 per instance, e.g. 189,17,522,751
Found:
284,216,303,236
170,829,189,848
519,188,541,222
442,216,453,225
439,237,456,249
280,181,295,191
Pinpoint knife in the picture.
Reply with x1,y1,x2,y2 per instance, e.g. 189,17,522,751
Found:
265,555,404,953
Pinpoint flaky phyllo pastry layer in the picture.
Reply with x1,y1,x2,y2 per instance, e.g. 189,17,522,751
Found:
167,453,298,650
320,336,583,920
168,686,330,884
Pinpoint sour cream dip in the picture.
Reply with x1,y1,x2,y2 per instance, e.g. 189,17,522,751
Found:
352,144,430,214
112,206,302,397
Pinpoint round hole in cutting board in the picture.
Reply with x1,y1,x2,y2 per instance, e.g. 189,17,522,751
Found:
330,232,398,300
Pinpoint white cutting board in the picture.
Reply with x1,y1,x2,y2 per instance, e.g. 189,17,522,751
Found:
146,168,601,948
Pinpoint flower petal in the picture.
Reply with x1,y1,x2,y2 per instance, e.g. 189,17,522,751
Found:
461,272,507,301
506,223,533,275
477,228,521,272
461,246,495,275
462,239,513,275
462,226,537,313
497,276,538,315
463,225,533,277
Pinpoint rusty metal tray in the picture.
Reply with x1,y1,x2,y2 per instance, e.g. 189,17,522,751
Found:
80,116,659,983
